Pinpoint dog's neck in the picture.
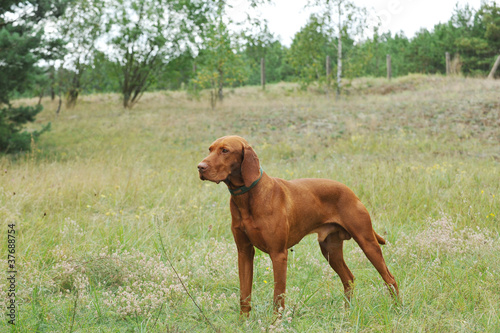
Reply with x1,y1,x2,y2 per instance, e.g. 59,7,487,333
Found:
224,171,245,189
225,168,264,196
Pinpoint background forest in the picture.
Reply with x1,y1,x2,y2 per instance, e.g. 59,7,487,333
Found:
1,1,499,153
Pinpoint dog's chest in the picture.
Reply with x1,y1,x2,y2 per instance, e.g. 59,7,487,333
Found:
237,212,270,251
238,211,260,235
231,198,281,252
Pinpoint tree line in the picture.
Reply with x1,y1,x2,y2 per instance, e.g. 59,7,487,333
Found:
1,0,499,153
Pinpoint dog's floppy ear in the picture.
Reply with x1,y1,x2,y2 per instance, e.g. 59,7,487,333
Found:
241,145,260,187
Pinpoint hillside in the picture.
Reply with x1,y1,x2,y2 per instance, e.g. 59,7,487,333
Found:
1,75,499,332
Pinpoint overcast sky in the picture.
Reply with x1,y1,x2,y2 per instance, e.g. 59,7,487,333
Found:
232,0,486,46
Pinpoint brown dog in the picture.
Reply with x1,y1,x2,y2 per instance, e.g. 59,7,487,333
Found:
198,136,398,314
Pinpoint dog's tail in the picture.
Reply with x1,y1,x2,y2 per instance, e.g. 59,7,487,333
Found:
374,231,386,245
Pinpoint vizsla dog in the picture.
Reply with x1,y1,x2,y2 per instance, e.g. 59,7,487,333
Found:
197,136,398,314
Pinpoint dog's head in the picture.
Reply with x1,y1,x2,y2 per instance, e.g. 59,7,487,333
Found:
197,136,260,188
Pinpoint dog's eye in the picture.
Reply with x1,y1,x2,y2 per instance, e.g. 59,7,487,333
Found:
221,148,229,154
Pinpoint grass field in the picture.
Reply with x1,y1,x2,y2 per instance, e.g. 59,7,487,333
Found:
1,74,499,332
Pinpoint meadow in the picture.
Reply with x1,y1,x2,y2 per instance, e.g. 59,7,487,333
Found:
1,74,499,332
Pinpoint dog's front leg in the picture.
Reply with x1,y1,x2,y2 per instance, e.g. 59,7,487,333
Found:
233,229,255,316
270,250,288,312
237,246,255,315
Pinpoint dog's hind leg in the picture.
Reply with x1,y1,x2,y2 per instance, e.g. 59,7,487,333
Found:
341,205,399,298
319,232,355,304
351,229,399,297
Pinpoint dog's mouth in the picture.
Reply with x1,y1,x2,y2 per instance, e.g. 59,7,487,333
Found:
199,172,225,185
203,178,224,185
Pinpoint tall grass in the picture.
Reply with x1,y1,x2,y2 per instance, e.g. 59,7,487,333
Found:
1,75,499,332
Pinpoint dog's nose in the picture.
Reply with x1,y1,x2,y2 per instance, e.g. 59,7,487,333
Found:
198,162,208,172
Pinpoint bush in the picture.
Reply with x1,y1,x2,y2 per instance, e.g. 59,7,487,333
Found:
0,104,50,153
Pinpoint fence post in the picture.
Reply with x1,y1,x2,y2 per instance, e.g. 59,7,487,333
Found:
326,55,331,83
445,52,451,75
326,55,331,98
192,61,197,93
261,57,265,90
386,54,392,80
488,55,500,79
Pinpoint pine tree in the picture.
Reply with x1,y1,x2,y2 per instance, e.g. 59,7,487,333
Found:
0,1,68,153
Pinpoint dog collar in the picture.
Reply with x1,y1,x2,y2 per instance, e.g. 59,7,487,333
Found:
229,168,263,196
